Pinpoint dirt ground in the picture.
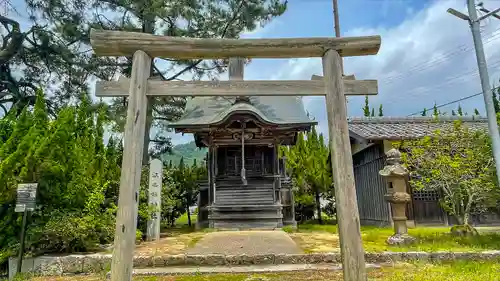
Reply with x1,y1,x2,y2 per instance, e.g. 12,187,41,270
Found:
135,231,206,256
133,230,338,256
287,232,340,253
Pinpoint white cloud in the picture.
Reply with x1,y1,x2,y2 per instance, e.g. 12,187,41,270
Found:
271,0,500,139
241,19,283,39
86,0,500,146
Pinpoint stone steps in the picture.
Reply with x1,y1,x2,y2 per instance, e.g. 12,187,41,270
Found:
216,196,273,201
209,204,282,211
216,190,273,196
209,204,283,229
213,220,282,229
215,200,275,206
216,186,274,190
208,213,283,220
209,180,281,229
216,193,273,198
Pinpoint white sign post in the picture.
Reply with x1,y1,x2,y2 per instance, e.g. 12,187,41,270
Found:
15,183,38,213
146,159,162,241
14,183,38,277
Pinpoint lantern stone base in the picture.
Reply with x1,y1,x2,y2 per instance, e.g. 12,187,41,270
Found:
386,233,417,246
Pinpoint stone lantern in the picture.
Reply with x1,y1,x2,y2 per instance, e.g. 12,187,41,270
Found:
379,148,416,245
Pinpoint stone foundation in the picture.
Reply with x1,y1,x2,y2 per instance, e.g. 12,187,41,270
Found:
9,250,500,277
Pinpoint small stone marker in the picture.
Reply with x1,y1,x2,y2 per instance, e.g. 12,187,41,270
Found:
147,159,162,241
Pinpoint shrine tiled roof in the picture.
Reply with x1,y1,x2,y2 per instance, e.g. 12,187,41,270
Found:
348,116,489,141
169,96,316,127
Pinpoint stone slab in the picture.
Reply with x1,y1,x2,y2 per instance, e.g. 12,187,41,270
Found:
9,250,500,277
131,263,384,276
187,231,302,255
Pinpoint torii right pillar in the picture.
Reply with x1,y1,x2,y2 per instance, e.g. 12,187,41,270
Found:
322,50,367,280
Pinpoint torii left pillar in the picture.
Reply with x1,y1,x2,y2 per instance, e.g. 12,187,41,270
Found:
110,50,151,281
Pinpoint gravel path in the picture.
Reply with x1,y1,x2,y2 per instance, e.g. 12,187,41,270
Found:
187,231,302,255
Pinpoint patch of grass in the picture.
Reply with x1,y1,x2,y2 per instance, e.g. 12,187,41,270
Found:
175,212,198,227
25,261,500,281
285,223,339,234
187,235,203,248
286,223,500,253
382,260,500,281
364,226,500,252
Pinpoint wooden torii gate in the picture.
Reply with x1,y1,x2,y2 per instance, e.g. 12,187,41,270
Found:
90,29,381,281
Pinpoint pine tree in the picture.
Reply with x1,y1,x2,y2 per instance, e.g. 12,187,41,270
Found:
363,96,370,117
474,108,480,115
421,108,427,116
378,104,384,117
458,105,463,116
26,0,287,159
179,157,185,171
370,108,375,117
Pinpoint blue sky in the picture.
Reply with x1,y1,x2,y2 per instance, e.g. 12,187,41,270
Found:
171,0,500,144
7,0,500,145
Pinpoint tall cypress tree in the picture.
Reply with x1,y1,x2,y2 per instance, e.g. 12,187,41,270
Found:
282,126,331,224
363,96,370,117
421,108,427,116
378,104,384,117
493,88,500,113
458,105,463,116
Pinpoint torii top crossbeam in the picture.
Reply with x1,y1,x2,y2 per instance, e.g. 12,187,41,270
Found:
90,29,381,59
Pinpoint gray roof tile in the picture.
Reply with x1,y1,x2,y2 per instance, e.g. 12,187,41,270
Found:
169,96,316,127
348,116,489,140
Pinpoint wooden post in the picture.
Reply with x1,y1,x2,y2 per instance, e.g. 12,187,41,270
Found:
214,146,218,176
272,141,278,203
332,0,343,73
208,146,213,204
211,144,217,201
110,50,151,281
229,57,248,184
322,49,366,281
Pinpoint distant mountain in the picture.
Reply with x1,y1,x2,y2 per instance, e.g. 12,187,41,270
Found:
162,141,207,166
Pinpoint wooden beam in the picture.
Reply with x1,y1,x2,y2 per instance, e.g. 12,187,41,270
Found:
111,50,151,281
322,49,366,281
95,77,378,97
312,74,355,80
90,29,381,58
